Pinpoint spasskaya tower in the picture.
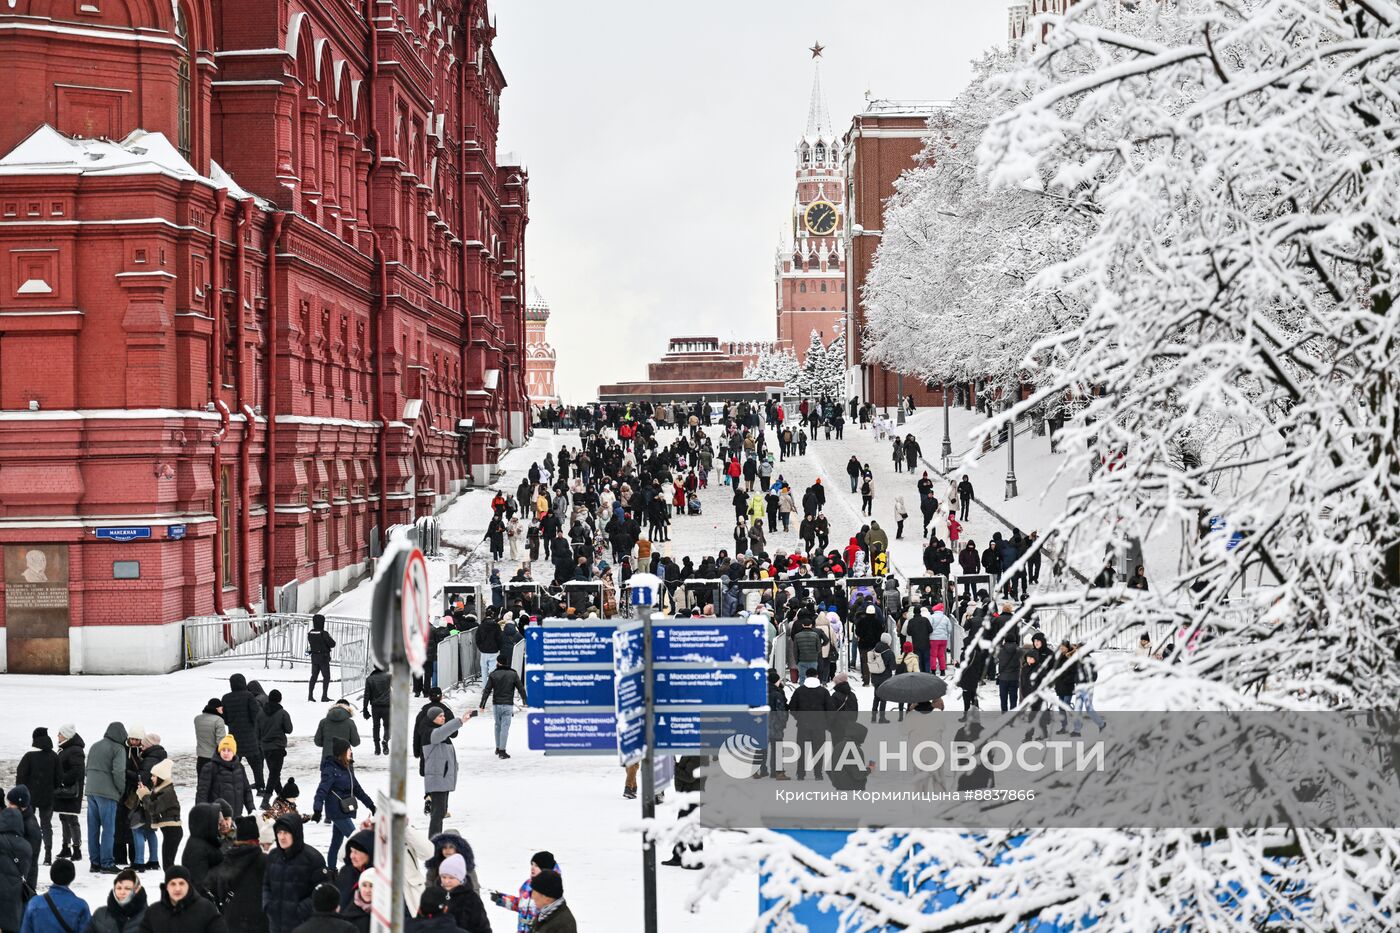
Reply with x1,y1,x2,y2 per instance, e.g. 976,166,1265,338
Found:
774,42,847,364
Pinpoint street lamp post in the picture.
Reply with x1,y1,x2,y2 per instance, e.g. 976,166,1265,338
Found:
896,372,905,425
1005,392,1019,500
941,383,952,463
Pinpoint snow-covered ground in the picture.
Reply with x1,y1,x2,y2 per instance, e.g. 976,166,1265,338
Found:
0,418,1158,931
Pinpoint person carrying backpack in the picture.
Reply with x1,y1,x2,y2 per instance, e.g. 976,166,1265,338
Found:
868,634,898,723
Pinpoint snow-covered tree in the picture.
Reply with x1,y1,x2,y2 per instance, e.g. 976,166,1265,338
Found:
786,330,844,401
676,2,1400,929
863,45,1095,391
743,345,800,383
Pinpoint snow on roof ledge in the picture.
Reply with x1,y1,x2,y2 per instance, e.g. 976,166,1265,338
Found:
0,125,269,205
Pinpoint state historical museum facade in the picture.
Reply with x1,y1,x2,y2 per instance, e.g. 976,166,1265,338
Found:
0,0,531,673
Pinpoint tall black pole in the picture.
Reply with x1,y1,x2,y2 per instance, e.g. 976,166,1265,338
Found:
941,383,952,463
639,599,658,933
1005,392,1019,499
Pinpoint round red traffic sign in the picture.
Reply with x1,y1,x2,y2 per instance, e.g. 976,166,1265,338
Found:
401,548,431,673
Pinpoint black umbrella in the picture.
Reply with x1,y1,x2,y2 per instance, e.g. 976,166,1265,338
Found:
874,672,948,704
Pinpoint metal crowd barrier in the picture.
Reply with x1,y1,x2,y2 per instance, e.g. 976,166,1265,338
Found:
182,612,373,694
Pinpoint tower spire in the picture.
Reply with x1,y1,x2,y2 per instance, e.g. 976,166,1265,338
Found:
805,44,832,140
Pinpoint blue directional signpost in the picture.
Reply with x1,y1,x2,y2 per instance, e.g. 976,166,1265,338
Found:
525,574,769,933
525,613,768,756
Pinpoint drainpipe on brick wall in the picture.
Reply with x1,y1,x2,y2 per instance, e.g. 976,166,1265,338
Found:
263,212,288,610
457,33,472,485
234,199,258,611
372,241,390,544
366,0,390,546
208,187,229,615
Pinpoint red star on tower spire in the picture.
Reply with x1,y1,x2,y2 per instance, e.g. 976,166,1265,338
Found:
809,41,825,59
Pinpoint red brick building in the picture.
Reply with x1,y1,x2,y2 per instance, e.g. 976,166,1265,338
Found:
842,98,955,410
773,55,845,362
0,0,530,673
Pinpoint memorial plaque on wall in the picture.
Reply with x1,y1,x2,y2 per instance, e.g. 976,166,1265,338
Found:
4,545,70,673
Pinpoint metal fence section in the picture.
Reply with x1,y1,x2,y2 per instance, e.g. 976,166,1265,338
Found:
183,612,373,695
388,517,442,558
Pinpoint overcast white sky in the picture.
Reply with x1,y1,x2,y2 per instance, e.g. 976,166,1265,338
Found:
492,1,1009,402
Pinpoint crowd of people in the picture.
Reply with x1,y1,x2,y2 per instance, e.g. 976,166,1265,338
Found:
473,396,1118,789
1,675,570,933
1,393,1128,927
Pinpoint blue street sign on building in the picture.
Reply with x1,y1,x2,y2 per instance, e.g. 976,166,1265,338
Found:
526,668,616,709
524,624,616,666
167,524,187,541
95,527,151,542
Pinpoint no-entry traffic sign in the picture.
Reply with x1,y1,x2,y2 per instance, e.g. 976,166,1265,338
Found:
401,549,430,674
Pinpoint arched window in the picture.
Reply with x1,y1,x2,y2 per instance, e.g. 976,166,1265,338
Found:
814,143,826,163
820,282,827,292
800,144,810,164
799,282,806,293
176,9,192,161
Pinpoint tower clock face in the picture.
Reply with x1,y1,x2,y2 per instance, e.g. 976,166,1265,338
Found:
804,200,838,235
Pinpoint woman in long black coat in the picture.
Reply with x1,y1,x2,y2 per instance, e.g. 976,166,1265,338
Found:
196,739,255,816
179,804,224,898
16,727,58,865
53,728,85,861
208,818,267,933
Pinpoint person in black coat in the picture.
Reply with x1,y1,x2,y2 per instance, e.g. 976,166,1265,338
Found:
53,729,84,862
257,692,293,811
6,787,40,903
16,729,57,866
262,816,327,933
434,856,489,933
0,805,33,929
306,617,337,704
958,637,992,714
905,611,933,673
759,670,789,780
196,739,255,816
208,818,267,933
334,830,373,911
220,675,265,794
957,475,974,521
337,882,371,933
362,670,391,756
827,674,859,742
787,672,832,781
288,886,351,933
408,889,456,933
88,868,148,933
140,867,228,933
179,805,223,899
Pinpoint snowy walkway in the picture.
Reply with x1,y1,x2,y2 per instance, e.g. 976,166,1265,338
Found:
0,419,1159,932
